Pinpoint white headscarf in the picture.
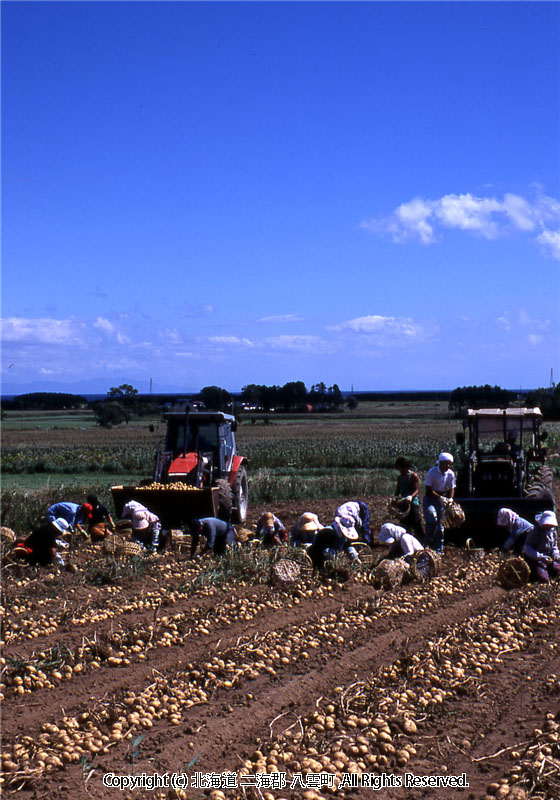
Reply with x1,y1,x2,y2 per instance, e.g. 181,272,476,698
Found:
378,523,406,544
497,508,518,532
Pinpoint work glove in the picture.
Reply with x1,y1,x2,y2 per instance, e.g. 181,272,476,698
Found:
405,495,413,503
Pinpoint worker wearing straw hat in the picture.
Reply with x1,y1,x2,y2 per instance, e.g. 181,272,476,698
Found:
523,510,560,583
255,512,288,548
290,512,322,549
422,452,455,554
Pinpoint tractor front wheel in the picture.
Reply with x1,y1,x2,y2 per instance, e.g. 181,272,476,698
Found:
232,466,249,524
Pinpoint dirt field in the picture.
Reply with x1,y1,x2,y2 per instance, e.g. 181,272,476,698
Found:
2,494,560,800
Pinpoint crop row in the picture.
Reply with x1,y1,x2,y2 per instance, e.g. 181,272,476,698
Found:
2,569,557,797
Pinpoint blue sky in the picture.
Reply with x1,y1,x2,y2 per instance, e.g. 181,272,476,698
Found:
2,1,559,395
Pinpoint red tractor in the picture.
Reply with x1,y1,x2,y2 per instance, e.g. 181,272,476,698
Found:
112,410,248,527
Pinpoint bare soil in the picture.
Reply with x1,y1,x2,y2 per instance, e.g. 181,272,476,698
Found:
1,492,559,800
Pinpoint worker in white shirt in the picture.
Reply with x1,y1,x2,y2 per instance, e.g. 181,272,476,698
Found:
377,523,423,561
422,452,455,554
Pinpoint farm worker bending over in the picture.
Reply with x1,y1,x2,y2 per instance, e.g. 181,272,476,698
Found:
20,518,71,567
422,452,456,554
394,457,424,540
256,512,288,548
377,523,423,562
188,517,235,558
523,511,560,583
290,512,323,549
309,521,360,569
497,508,533,554
334,501,371,544
46,501,92,534
121,501,161,552
86,494,114,541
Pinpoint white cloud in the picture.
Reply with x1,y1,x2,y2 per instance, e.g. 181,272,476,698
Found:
329,314,431,339
208,336,255,347
257,314,304,324
537,229,560,260
497,314,510,332
361,189,560,258
93,317,115,334
528,334,543,347
1,316,85,344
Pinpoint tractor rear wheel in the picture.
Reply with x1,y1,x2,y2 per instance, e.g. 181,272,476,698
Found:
524,464,554,501
231,466,248,524
215,479,233,521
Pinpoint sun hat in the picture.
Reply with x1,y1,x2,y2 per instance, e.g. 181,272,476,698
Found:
438,452,454,464
52,518,71,534
335,516,359,541
297,512,322,532
535,510,558,527
378,523,405,544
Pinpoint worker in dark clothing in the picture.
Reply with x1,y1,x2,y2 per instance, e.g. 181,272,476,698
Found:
86,494,114,541
22,518,70,567
188,517,236,558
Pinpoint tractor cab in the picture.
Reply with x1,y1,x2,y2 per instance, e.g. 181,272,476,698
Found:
155,411,237,486
457,408,545,498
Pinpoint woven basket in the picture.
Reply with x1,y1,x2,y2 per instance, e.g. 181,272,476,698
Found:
411,549,441,580
102,534,125,555
271,559,301,587
443,501,465,530
464,537,484,561
373,558,411,590
1,527,16,545
352,542,374,567
388,496,411,519
235,527,253,544
119,541,144,557
291,549,314,580
170,529,191,556
9,544,31,564
498,557,530,589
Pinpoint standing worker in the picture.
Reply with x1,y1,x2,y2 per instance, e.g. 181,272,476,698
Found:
394,457,424,540
423,452,456,554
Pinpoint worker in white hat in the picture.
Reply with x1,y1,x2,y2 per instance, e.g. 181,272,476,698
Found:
377,523,423,561
523,510,560,583
422,452,456,554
